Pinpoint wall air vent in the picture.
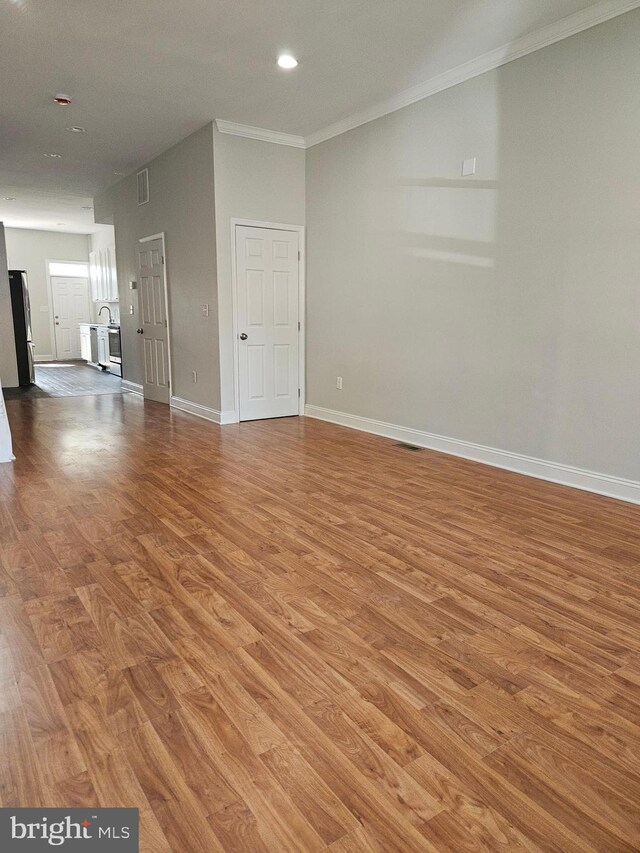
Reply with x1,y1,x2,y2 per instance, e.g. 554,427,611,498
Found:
394,442,424,451
137,168,149,206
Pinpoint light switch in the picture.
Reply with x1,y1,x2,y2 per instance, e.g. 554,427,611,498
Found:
462,157,477,177
202,304,209,317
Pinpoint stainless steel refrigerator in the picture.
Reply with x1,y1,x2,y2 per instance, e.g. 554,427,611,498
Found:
9,270,35,386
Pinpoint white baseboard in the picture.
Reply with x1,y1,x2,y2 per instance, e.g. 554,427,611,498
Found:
304,404,640,505
170,395,235,425
121,380,143,395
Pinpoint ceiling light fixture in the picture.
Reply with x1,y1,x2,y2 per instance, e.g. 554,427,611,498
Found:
53,94,72,105
57,222,66,226
277,54,298,69
81,205,92,210
66,126,86,133
44,152,62,158
3,196,16,201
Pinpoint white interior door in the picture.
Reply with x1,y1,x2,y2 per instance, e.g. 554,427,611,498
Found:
236,225,300,421
51,277,91,359
136,238,170,404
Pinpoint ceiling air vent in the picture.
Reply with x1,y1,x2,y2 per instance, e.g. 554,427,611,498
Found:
137,168,149,206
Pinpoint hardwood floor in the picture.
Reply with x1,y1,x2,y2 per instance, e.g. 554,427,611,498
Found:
1,392,640,852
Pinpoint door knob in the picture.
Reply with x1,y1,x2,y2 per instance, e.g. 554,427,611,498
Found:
239,332,248,340
136,328,144,334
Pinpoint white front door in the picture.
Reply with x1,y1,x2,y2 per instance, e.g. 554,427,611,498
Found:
136,238,170,404
236,225,300,421
51,277,91,359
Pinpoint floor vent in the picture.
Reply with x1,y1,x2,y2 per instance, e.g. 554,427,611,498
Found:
394,442,424,452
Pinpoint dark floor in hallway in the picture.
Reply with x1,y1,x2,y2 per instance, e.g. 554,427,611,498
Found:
2,362,123,400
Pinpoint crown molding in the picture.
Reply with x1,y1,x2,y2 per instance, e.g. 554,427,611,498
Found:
306,0,640,147
215,0,640,150
215,119,305,149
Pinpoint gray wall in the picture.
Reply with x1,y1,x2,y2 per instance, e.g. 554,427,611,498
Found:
94,123,219,408
306,11,640,482
5,228,90,359
0,223,19,388
213,127,305,413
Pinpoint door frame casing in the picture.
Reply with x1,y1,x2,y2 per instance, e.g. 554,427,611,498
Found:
46,259,92,360
138,233,173,400
230,219,305,423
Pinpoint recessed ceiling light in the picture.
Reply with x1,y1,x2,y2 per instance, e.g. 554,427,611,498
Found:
44,152,62,158
57,222,66,226
81,205,93,210
53,94,72,106
66,126,86,133
3,196,16,201
277,54,298,69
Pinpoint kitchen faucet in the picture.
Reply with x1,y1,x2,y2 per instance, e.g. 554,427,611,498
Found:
98,305,113,323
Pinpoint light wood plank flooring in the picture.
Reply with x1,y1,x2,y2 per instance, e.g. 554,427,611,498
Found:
1,393,640,851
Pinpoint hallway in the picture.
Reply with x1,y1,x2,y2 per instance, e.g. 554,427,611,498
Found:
1,362,122,401
1,394,640,851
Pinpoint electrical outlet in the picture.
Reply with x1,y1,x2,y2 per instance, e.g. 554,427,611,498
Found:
129,305,134,315
192,371,198,383
336,376,343,390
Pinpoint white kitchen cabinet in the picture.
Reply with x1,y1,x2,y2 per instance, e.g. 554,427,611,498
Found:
105,246,118,301
97,327,109,366
89,250,103,302
79,324,91,362
89,246,119,302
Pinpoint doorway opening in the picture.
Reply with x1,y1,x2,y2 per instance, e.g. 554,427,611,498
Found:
34,257,123,397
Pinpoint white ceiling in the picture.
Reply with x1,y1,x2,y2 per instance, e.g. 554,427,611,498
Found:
0,0,626,233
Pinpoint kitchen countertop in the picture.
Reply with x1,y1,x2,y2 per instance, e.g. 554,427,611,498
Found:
79,322,120,328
